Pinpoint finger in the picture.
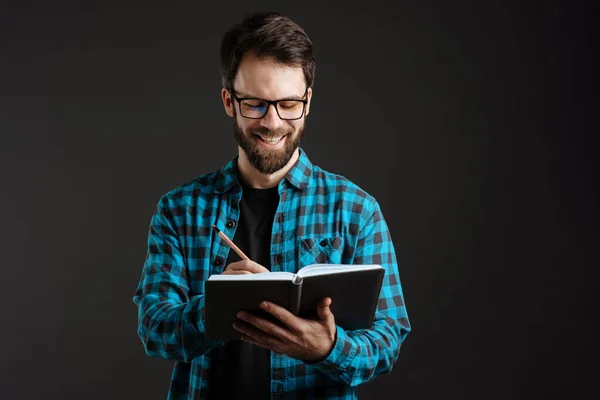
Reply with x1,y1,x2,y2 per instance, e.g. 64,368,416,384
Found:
222,270,252,275
237,311,295,342
240,334,277,352
233,320,283,348
317,297,333,321
226,260,269,274
259,301,304,331
241,261,269,273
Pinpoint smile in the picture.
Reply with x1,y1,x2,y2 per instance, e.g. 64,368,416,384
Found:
255,135,286,145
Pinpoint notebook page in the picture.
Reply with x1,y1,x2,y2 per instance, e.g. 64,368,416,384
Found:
297,264,383,277
208,271,296,281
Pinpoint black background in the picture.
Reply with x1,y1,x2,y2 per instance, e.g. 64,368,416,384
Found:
1,1,596,399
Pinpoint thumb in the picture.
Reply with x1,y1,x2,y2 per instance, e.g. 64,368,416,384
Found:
317,297,333,321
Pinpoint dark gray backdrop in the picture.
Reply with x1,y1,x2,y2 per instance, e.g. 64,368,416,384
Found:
1,1,596,399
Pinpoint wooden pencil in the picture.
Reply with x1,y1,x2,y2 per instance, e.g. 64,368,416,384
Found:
211,224,250,261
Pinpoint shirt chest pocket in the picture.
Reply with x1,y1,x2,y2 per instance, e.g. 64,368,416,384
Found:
298,236,344,267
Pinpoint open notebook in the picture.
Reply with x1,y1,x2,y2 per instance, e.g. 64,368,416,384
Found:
205,264,384,340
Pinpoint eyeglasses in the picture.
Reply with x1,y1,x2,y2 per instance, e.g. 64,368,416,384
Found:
230,88,308,120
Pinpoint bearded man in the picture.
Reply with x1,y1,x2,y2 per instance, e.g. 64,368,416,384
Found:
133,12,411,400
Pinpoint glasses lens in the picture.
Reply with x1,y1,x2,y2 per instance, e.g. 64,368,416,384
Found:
240,100,268,118
277,101,305,120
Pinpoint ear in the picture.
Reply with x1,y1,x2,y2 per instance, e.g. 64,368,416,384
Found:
221,88,234,117
305,87,313,117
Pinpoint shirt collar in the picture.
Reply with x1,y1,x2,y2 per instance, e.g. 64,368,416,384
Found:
283,147,313,190
213,147,313,194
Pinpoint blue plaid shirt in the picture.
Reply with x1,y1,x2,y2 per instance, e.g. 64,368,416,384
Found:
133,148,411,399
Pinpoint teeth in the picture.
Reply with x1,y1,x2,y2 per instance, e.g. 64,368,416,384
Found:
261,136,284,144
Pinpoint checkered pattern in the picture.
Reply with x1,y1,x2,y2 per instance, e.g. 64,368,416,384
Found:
133,148,411,399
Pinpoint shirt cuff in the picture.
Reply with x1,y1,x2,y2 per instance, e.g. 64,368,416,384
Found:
312,325,357,371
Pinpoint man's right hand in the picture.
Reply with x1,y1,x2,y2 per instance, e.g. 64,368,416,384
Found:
222,260,269,275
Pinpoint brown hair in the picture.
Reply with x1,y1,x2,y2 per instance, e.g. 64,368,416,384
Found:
220,12,316,90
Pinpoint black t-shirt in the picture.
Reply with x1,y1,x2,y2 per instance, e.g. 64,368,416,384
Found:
208,182,280,399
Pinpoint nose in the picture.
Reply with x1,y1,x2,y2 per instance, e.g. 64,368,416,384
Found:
259,104,285,130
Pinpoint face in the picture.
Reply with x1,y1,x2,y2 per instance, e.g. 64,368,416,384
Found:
222,52,312,175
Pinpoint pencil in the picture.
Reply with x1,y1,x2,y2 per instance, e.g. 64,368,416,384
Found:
212,225,251,261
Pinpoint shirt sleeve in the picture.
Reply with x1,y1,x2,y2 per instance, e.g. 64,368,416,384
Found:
311,201,411,386
132,195,223,362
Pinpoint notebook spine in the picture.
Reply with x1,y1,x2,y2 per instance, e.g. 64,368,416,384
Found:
289,276,303,316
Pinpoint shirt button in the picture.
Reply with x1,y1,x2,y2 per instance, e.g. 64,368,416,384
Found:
273,254,282,264
214,257,224,266
226,220,235,228
320,239,328,247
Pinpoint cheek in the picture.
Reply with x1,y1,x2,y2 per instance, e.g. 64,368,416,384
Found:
235,115,251,131
288,120,303,131
292,120,306,133
240,120,264,135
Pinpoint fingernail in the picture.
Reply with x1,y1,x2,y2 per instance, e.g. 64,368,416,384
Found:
237,311,245,319
260,301,268,309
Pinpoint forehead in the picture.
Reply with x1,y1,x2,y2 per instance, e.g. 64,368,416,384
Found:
233,52,306,99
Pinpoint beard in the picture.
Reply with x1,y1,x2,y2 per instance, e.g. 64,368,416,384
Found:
233,108,306,175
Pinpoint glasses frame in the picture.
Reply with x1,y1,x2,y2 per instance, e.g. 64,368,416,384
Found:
230,88,309,120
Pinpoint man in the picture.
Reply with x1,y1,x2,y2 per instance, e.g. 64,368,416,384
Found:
133,12,410,399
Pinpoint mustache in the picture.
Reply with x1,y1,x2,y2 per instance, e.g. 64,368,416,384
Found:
248,127,292,138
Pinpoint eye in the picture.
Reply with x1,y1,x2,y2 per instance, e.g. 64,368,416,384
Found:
244,101,266,109
279,101,302,109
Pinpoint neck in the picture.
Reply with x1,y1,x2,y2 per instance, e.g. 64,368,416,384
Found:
237,148,300,189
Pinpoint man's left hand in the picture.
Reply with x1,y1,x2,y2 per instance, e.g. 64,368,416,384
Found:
233,297,336,362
